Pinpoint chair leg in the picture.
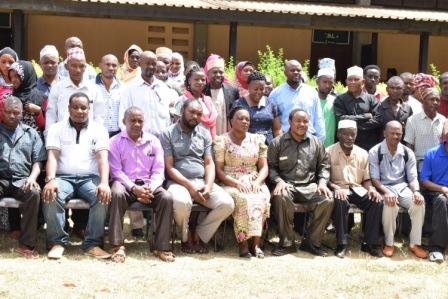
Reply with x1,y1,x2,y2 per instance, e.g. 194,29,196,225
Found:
171,220,176,251
148,210,156,252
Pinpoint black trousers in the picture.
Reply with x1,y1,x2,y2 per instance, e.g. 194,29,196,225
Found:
428,192,448,251
332,191,383,246
0,179,39,248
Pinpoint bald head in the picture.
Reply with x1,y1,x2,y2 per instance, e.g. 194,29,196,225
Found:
285,60,301,70
284,60,302,85
65,37,83,50
140,51,157,62
387,76,404,86
139,51,157,80
385,120,402,131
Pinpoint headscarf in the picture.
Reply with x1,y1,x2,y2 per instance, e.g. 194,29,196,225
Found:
168,52,184,78
203,54,231,84
120,44,143,83
0,47,19,62
235,61,254,91
420,87,439,101
415,73,438,89
9,60,39,104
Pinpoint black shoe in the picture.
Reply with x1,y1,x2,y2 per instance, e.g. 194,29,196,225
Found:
239,251,252,259
335,245,346,258
361,243,382,257
271,245,297,256
299,241,328,257
131,228,144,238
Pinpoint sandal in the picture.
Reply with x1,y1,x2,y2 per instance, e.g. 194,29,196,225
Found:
15,246,39,259
195,240,209,254
111,246,126,263
153,250,176,262
181,242,196,254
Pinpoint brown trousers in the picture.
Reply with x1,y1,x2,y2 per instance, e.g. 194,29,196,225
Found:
108,181,173,251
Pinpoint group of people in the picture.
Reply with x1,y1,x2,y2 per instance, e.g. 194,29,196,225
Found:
1,36,448,264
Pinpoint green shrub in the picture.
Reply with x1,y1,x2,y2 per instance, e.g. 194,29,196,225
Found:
257,45,286,87
225,56,235,84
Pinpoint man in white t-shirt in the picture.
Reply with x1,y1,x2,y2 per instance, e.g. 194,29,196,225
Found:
42,92,111,260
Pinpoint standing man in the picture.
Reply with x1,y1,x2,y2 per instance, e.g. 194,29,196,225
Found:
268,109,334,256
45,47,104,134
404,88,446,171
0,97,46,258
420,120,448,263
363,65,386,102
438,72,448,117
369,121,427,258
37,45,59,98
161,99,234,253
95,54,121,137
400,72,422,114
269,60,325,142
57,36,97,82
334,66,379,151
119,51,175,136
203,55,239,136
328,120,383,258
109,107,175,262
42,92,111,259
317,68,336,147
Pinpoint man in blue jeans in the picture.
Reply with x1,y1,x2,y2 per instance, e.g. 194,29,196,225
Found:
42,92,111,259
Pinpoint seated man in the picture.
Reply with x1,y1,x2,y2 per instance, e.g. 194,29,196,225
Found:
108,106,174,262
328,120,383,258
42,92,111,259
420,119,448,263
268,108,334,256
0,97,46,258
160,99,234,253
369,120,427,258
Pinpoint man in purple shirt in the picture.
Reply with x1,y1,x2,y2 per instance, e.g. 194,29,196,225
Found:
108,106,174,262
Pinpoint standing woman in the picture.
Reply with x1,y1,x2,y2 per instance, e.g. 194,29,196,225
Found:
235,61,255,97
118,44,142,83
168,52,185,88
233,71,282,143
0,47,18,109
214,107,270,258
8,61,45,134
176,66,218,138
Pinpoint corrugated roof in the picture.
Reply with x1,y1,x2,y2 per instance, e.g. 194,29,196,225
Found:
75,0,448,23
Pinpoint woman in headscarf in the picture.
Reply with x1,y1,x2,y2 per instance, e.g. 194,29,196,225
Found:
8,60,45,134
414,73,438,102
167,52,185,88
118,44,143,83
0,47,18,114
234,61,255,97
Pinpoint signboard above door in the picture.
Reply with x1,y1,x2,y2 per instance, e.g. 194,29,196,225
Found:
312,30,351,45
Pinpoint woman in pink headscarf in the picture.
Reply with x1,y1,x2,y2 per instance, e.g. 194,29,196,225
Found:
235,61,255,97
414,73,438,102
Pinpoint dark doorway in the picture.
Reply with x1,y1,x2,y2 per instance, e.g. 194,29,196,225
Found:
0,12,12,49
310,30,353,82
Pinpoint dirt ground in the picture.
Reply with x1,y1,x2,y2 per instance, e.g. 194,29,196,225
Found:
1,219,447,299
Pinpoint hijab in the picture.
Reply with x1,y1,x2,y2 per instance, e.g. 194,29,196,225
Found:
9,60,41,105
235,61,254,96
119,44,143,83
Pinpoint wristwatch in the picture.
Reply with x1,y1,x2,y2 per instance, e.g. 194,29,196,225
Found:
45,176,55,183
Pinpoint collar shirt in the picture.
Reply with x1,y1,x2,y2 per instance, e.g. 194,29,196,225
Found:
363,87,387,102
334,91,379,150
368,140,417,186
96,74,121,133
269,82,325,142
420,143,448,187
160,122,212,180
327,142,369,190
267,131,329,201
0,123,46,187
109,131,164,191
57,60,97,83
45,77,105,136
46,119,109,175
406,95,422,114
119,76,174,136
404,111,446,161
36,76,53,99
320,94,336,147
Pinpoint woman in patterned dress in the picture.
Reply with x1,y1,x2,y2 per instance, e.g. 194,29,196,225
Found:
214,106,270,258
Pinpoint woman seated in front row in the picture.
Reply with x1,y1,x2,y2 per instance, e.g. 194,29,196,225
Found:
213,107,270,258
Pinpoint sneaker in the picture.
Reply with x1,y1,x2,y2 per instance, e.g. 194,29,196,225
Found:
409,245,428,259
85,246,111,259
271,245,297,256
48,244,65,259
429,251,444,263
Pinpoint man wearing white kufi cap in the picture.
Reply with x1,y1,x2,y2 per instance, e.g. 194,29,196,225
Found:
334,65,379,150
317,67,336,147
37,45,59,98
327,119,383,258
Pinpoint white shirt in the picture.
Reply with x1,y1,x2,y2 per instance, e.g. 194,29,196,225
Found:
119,76,174,135
406,95,423,114
45,77,105,136
96,75,121,133
46,119,109,175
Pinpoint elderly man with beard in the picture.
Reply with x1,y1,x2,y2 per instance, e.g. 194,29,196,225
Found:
328,120,383,258
268,109,333,256
203,55,239,136
161,99,234,254
369,121,427,259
